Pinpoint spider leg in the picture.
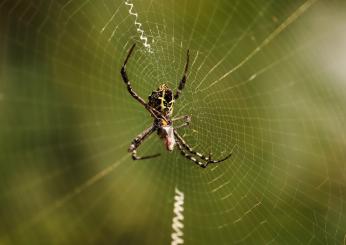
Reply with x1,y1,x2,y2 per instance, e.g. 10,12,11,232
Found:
175,123,190,130
174,130,211,162
176,140,208,168
174,130,232,167
172,115,191,129
172,115,191,122
121,44,165,121
128,125,160,160
174,49,190,100
121,44,146,106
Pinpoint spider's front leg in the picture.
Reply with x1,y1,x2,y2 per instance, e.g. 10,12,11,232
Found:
174,49,190,100
121,44,147,107
128,125,160,160
121,44,164,121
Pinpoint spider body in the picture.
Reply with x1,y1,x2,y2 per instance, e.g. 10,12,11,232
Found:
148,84,174,117
121,44,232,168
149,84,176,151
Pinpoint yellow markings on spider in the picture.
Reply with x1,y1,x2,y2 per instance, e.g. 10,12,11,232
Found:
121,44,233,167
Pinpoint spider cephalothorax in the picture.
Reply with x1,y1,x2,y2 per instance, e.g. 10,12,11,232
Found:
121,44,232,168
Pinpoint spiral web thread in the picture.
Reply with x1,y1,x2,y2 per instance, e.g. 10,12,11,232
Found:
1,0,346,244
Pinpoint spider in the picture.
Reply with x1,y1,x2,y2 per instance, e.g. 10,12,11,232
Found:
121,44,232,168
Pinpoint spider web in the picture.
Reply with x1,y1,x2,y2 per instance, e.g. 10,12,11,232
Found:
1,0,346,244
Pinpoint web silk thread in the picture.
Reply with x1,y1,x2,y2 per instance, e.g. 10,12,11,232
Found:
171,187,185,245
124,0,153,53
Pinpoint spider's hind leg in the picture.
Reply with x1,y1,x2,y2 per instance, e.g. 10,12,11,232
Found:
176,140,208,168
174,130,232,167
174,130,212,162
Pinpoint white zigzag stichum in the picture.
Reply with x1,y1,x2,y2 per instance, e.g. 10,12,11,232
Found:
124,0,153,53
171,187,184,245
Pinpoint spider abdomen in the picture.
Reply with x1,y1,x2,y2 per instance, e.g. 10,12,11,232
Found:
148,84,174,116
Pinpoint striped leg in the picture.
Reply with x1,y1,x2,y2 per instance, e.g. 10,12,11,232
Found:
174,49,190,100
174,130,232,167
174,130,211,162
128,125,160,160
176,140,208,168
121,44,163,121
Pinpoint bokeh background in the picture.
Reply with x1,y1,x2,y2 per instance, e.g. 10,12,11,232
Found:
1,0,346,244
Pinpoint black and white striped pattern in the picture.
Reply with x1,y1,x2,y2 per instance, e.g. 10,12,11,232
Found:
128,125,160,160
174,130,232,168
176,140,208,168
174,50,190,100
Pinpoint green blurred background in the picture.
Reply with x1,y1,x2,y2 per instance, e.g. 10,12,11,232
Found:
1,0,346,244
